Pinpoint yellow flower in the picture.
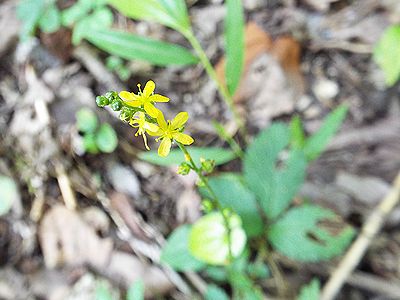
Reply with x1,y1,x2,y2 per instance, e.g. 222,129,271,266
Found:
119,80,169,118
129,112,159,150
150,111,194,157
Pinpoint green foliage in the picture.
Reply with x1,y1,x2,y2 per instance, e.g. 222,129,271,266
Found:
0,176,18,216
75,109,117,154
72,7,113,45
138,147,236,167
189,212,246,265
204,174,263,237
297,279,320,300
108,0,190,33
229,270,263,300
76,108,99,133
374,25,400,86
290,115,306,149
106,56,131,81
224,0,245,95
126,280,144,300
85,29,198,66
303,105,348,161
268,205,355,261
96,124,118,153
160,225,205,271
205,285,230,300
244,123,307,219
246,262,270,279
17,0,61,39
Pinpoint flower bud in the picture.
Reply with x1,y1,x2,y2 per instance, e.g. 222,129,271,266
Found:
111,99,123,111
119,108,133,121
105,91,117,101
177,162,191,175
201,199,214,213
96,96,109,107
200,158,215,173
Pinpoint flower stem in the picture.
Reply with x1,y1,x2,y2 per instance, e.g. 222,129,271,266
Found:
177,142,233,261
183,30,245,136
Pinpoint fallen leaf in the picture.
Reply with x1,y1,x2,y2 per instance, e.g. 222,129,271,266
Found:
39,205,113,269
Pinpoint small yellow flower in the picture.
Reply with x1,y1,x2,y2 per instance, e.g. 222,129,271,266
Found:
119,80,169,118
129,112,159,150
150,111,194,157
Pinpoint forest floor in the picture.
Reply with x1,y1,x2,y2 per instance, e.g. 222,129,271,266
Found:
0,0,400,299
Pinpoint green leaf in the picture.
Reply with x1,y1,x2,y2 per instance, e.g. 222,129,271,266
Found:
246,262,270,279
268,205,355,262
160,225,205,272
229,271,263,300
225,0,245,95
95,124,118,153
61,0,93,26
205,266,228,282
244,123,307,219
108,0,190,33
85,29,198,66
373,25,400,86
17,0,46,39
290,115,305,149
138,147,236,166
206,285,230,300
38,4,61,33
0,176,19,216
304,105,347,161
127,280,144,300
189,212,247,265
83,133,99,154
297,279,320,300
203,174,263,237
72,7,113,45
76,108,98,133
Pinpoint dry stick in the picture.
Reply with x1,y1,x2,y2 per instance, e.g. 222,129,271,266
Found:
55,162,77,210
320,171,400,300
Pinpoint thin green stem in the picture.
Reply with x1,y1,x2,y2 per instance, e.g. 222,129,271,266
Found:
183,30,245,135
177,142,233,261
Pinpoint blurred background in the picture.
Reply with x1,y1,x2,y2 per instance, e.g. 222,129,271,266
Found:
0,0,400,299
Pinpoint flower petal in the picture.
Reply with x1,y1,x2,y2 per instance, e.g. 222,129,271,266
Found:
125,100,141,108
173,132,194,145
158,138,172,157
149,94,169,103
119,91,137,101
171,112,189,129
156,111,168,130
143,122,159,133
147,129,163,136
144,102,160,118
143,80,155,97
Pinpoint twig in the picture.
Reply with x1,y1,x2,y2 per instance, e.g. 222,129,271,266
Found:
55,161,77,210
320,171,400,300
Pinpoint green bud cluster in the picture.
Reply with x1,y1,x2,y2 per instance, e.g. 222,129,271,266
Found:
200,158,215,174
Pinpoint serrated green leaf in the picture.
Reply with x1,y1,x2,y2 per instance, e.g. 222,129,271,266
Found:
268,205,355,261
95,124,118,153
189,212,247,265
85,29,198,66
76,108,98,133
138,147,236,166
203,174,263,237
127,280,144,300
373,25,400,86
160,225,205,272
38,4,61,33
205,285,230,300
0,176,19,216
244,123,307,219
108,0,189,33
225,0,244,95
72,7,113,45
304,105,347,161
297,279,320,300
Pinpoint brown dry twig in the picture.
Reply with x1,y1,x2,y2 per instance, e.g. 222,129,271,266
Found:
320,171,400,300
